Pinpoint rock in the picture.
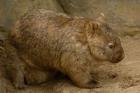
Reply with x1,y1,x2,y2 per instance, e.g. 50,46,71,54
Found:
0,0,140,34
58,0,140,35
0,0,64,29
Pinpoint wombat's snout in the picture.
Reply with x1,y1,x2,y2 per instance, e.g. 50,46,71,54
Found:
110,48,125,63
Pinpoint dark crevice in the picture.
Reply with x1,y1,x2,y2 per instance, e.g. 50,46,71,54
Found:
57,0,69,14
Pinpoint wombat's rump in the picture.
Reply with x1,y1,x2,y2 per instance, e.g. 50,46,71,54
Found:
10,9,124,88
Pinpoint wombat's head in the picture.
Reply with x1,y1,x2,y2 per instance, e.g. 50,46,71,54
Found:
86,14,124,63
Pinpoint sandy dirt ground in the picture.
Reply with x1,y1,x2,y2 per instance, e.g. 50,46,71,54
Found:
13,36,140,93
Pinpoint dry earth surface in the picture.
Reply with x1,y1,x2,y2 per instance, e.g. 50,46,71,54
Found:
13,36,140,93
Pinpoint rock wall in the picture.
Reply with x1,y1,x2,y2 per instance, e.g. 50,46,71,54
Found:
0,0,140,34
0,0,63,29
58,0,140,35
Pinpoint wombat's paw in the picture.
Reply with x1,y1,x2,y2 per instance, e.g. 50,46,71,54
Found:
88,80,102,88
76,80,102,89
14,82,27,89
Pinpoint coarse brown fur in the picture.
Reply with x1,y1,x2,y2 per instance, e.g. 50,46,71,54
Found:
10,9,124,88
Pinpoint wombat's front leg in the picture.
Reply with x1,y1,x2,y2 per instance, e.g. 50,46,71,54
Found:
68,68,100,89
61,53,100,89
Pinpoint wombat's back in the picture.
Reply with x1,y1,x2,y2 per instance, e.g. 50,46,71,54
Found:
10,9,90,69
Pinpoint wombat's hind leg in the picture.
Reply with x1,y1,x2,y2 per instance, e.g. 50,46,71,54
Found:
25,67,56,85
9,57,27,89
12,63,26,89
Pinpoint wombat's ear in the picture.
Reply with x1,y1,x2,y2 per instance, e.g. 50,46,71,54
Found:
96,13,106,25
85,22,99,36
92,22,99,30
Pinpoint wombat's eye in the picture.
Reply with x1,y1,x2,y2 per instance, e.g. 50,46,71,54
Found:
0,40,4,45
108,42,114,49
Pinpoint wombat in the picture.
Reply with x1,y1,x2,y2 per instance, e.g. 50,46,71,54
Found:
10,9,124,88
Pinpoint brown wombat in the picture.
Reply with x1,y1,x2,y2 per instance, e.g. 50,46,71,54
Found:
10,9,124,88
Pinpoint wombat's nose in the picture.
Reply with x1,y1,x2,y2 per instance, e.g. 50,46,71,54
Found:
116,53,124,62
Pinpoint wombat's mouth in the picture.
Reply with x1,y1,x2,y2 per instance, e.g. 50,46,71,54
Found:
110,53,125,63
110,58,122,63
